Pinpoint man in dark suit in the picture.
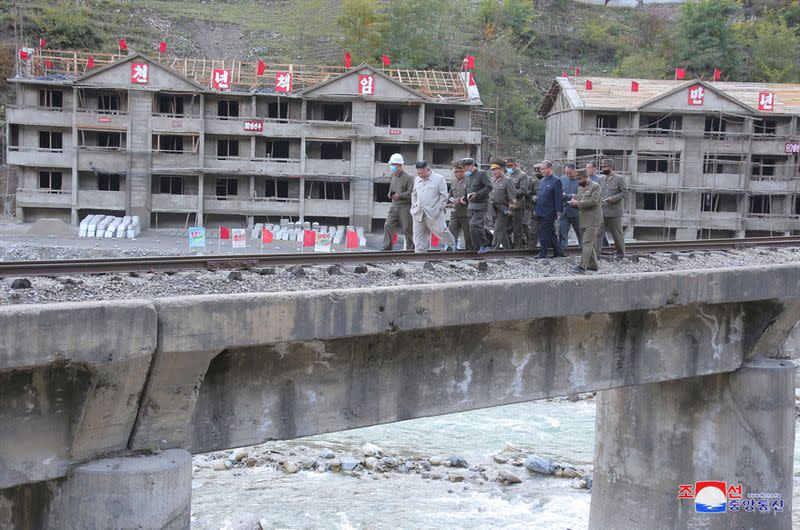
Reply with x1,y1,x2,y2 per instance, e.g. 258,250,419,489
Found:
534,160,564,258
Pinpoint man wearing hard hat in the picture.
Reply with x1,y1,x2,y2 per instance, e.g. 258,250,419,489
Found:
382,153,415,251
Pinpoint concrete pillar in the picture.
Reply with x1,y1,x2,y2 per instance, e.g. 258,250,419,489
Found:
590,358,794,529
48,449,191,529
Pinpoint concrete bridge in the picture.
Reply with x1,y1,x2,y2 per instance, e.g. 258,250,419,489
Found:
1,263,798,529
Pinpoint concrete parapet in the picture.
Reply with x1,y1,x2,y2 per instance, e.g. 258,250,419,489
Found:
0,301,157,489
590,358,795,529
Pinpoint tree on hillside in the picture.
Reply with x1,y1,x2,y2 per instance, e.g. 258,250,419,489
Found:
384,0,471,69
477,0,536,43
746,19,800,82
336,0,387,65
29,3,104,50
613,50,672,79
674,0,741,78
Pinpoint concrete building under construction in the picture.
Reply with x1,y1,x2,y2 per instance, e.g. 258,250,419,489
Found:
6,49,486,229
539,76,800,240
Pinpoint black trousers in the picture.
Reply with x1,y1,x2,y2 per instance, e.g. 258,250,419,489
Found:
537,215,563,257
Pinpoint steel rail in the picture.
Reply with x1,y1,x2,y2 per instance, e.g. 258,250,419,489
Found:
1,236,799,278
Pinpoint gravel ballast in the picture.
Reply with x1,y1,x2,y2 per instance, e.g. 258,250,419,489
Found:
2,247,799,306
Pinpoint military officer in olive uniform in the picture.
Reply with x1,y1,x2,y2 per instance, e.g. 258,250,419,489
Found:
568,169,603,272
447,160,472,250
488,160,517,250
506,158,532,249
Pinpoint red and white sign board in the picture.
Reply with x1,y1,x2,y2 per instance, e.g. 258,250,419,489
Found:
785,143,800,154
688,85,705,106
212,69,231,91
389,129,402,135
275,72,292,93
358,75,375,95
243,119,264,132
131,63,148,84
232,229,247,248
758,92,775,112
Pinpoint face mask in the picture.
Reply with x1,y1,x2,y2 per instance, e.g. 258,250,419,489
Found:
389,164,398,173
506,167,513,175
465,169,473,177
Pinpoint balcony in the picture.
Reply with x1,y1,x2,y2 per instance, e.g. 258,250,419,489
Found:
304,199,351,217
637,136,685,152
629,209,682,227
699,173,745,190
150,115,203,134
303,120,357,139
699,211,740,231
76,110,129,130
7,147,71,168
632,172,681,189
151,194,200,212
77,148,127,171
749,178,800,194
750,138,792,156
372,126,422,143
152,152,201,171
744,215,792,232
305,158,352,176
423,127,480,144
205,117,304,137
16,188,72,207
702,138,747,154
6,106,71,127
204,196,300,216
570,129,634,151
77,190,126,210
203,157,302,175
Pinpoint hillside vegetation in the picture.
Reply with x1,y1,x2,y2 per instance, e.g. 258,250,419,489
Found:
1,0,799,160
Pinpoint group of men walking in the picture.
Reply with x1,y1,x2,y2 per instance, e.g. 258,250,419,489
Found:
381,153,628,273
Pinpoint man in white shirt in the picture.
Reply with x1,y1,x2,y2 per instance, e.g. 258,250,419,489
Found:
410,160,456,253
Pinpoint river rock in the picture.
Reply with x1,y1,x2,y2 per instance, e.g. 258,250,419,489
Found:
282,461,299,474
381,457,398,468
319,448,336,459
444,455,468,468
340,456,359,471
330,459,342,472
397,463,411,473
364,457,379,471
212,461,228,472
362,443,382,457
429,456,443,466
448,473,465,482
418,460,431,471
10,278,31,289
493,455,509,464
230,448,248,462
245,457,257,468
562,467,581,479
555,468,564,477
524,454,555,475
496,471,522,485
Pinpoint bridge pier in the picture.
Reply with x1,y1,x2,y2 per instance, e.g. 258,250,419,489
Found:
590,358,795,529
0,449,191,530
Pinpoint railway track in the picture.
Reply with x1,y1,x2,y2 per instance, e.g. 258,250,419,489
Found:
1,236,799,278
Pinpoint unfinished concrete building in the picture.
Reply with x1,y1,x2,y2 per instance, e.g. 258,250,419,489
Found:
539,76,800,240
6,49,484,229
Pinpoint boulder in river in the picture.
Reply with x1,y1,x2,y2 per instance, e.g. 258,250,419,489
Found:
340,456,359,471
496,471,522,485
524,454,555,475
444,455,468,468
362,443,382,457
319,448,336,459
282,461,299,474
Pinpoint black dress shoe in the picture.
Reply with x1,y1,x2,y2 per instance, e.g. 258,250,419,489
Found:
573,266,586,274
534,254,547,259
587,266,599,271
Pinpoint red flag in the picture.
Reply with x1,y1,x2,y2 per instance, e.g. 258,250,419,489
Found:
345,52,351,68
86,55,94,69
381,54,391,67
261,228,273,243
562,70,567,78
39,38,46,48
219,226,230,240
631,80,639,92
392,233,398,245
575,67,581,76
468,72,476,87
675,68,685,80
18,50,28,61
431,233,440,247
119,39,127,51
465,55,475,70
585,80,593,90
303,230,316,247
159,41,167,54
257,59,266,76
713,67,721,81
45,59,53,69
346,230,359,249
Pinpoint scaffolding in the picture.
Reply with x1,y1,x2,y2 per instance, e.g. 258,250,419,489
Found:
19,49,471,101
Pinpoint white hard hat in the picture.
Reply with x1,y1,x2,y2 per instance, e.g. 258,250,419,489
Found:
389,153,404,165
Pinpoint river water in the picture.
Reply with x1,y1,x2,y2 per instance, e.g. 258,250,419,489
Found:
191,398,800,529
